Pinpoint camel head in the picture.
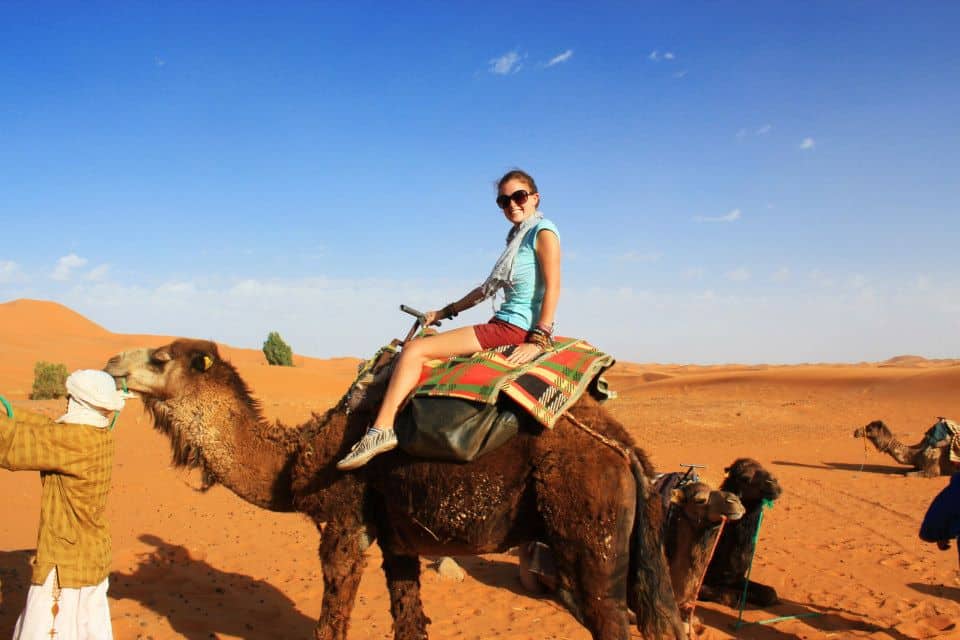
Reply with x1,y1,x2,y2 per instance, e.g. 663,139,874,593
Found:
671,482,745,527
720,458,782,505
853,420,890,441
104,339,261,480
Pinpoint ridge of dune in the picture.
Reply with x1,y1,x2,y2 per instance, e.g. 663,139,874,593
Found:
0,298,111,337
0,299,361,404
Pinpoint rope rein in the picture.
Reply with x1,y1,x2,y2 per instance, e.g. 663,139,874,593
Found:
561,411,631,461
683,515,728,623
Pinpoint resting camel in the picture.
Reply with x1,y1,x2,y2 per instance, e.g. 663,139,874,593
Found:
700,458,782,607
853,419,955,477
662,478,745,617
105,339,684,640
520,473,745,637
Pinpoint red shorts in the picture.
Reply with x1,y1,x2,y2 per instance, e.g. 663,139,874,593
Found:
473,318,529,350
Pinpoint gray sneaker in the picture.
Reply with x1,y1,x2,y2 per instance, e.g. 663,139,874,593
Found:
337,428,398,470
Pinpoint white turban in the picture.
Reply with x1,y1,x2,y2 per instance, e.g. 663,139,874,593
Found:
56,369,133,428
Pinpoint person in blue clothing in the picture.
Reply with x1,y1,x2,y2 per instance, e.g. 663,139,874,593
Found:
919,472,960,568
338,169,561,470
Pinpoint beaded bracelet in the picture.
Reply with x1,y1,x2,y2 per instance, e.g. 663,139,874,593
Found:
525,327,554,351
535,322,554,335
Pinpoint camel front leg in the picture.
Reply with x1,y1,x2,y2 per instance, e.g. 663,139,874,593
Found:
381,550,430,640
315,523,370,640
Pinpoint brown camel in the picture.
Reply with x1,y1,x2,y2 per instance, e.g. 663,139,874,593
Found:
519,472,745,636
700,458,782,608
853,420,955,477
105,339,685,640
663,478,745,614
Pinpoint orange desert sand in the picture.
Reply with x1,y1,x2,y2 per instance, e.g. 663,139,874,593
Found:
2,298,959,640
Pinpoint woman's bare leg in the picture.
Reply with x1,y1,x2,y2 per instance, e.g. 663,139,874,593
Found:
373,326,482,429
337,325,483,470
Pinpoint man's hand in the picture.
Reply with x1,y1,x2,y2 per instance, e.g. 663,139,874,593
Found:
507,343,542,365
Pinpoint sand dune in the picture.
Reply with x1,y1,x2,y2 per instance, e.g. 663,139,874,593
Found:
2,298,959,639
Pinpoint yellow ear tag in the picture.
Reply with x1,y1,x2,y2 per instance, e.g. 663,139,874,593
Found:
203,355,214,371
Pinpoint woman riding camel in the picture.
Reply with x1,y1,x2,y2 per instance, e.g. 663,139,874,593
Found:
338,168,561,470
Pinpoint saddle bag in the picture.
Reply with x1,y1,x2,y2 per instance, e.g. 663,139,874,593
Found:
395,396,520,462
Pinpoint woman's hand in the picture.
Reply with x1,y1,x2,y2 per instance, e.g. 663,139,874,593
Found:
507,343,543,365
423,310,442,327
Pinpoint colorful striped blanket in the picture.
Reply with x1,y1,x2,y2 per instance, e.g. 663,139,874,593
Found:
413,338,615,429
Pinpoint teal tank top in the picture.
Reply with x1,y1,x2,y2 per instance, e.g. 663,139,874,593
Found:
493,218,560,330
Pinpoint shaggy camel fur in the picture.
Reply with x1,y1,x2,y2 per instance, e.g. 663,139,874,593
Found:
105,339,685,640
700,458,782,608
663,478,745,613
854,420,955,478
519,473,745,636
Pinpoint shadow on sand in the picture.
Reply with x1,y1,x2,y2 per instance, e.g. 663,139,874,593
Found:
442,554,532,598
907,581,960,600
109,534,315,640
697,597,910,639
772,460,909,475
0,549,33,634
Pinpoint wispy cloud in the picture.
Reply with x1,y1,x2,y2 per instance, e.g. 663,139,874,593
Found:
672,70,687,79
154,56,166,68
40,270,960,364
0,260,23,283
800,137,816,150
683,267,705,280
737,124,773,138
546,49,573,67
616,251,663,263
648,50,676,62
489,51,523,75
694,208,742,223
86,264,111,281
726,267,751,282
771,267,790,283
51,254,88,281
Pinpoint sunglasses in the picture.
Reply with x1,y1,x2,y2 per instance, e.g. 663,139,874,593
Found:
496,189,534,209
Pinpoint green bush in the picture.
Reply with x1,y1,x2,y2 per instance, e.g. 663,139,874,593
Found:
31,361,68,400
263,331,294,366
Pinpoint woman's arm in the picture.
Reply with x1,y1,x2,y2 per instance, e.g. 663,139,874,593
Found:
534,228,561,331
425,286,488,326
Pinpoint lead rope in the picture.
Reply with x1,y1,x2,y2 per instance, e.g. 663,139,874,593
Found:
858,430,869,475
683,516,728,632
561,411,631,461
733,499,773,629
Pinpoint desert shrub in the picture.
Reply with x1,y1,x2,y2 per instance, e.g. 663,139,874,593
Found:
31,361,68,399
263,331,294,366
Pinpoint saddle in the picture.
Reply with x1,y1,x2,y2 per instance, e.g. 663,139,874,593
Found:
396,338,615,462
924,417,960,463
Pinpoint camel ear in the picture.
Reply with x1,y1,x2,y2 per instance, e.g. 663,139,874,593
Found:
191,353,215,372
670,489,685,504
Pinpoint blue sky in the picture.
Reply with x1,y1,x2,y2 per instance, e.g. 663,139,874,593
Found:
2,2,958,363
